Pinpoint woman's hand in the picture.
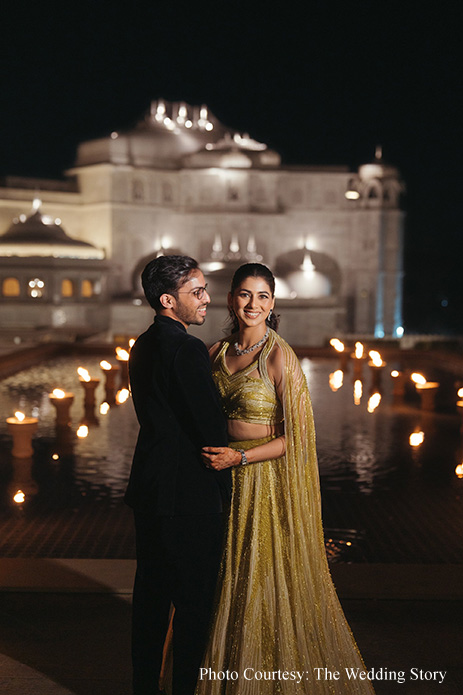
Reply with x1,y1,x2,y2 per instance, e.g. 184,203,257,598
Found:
202,446,242,470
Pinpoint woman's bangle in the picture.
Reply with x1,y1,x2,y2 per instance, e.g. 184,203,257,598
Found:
237,448,249,466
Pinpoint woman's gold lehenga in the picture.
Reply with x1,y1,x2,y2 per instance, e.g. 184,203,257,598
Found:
195,330,375,694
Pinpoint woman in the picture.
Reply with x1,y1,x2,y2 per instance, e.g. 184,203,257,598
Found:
197,263,374,694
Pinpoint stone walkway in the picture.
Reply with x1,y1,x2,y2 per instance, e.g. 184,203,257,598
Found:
0,561,462,694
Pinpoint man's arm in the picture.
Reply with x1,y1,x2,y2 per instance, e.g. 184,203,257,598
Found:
173,338,228,448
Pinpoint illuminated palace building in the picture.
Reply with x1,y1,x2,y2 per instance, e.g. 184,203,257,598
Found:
0,100,405,346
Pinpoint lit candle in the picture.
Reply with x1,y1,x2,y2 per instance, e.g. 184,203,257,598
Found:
368,350,386,389
6,411,39,458
77,367,100,409
351,342,366,378
116,388,130,405
100,360,120,399
330,338,348,369
409,431,425,447
115,347,130,388
415,381,440,412
49,388,74,427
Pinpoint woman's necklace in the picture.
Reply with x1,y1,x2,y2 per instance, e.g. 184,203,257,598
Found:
233,327,269,356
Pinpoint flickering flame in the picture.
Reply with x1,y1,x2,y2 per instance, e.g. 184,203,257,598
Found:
369,350,383,367
329,338,345,353
115,347,130,361
77,367,91,382
367,393,381,413
391,370,400,378
129,338,136,348
458,388,463,399
52,389,66,399
100,402,110,415
116,388,130,404
14,411,25,422
329,370,344,392
409,431,425,447
100,360,112,371
354,380,363,406
76,425,89,438
455,463,463,478
52,454,59,460
354,342,364,359
13,490,25,504
411,372,427,385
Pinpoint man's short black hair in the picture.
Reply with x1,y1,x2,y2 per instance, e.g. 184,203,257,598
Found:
141,255,199,311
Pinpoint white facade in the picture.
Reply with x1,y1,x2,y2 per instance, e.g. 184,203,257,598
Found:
0,101,405,346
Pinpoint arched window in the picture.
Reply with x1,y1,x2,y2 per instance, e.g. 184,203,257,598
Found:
2,277,20,297
61,279,74,297
81,279,94,298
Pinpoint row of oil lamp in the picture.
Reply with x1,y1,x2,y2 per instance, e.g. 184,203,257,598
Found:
329,339,463,480
6,345,133,460
329,339,443,410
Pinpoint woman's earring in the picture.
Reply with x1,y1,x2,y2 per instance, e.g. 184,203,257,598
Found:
267,309,272,321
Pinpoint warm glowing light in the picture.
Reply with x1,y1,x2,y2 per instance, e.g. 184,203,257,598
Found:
115,347,130,361
391,370,400,378
329,370,344,392
116,388,130,404
52,454,59,460
13,490,25,504
345,190,360,200
368,350,383,367
367,393,381,413
302,252,315,272
185,119,193,128
455,464,463,478
76,425,89,438
458,388,463,399
52,388,66,399
354,342,364,359
14,411,25,422
77,367,91,382
129,338,136,348
100,402,110,415
205,122,213,131
354,380,362,405
409,431,425,447
411,372,427,385
32,198,42,210
329,338,345,353
100,360,112,371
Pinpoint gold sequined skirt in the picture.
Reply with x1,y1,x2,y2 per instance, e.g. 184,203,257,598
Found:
195,436,374,694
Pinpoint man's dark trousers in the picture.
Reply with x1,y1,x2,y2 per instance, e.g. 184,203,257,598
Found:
132,512,225,695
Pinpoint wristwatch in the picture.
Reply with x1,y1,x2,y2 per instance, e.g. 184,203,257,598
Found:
237,448,249,466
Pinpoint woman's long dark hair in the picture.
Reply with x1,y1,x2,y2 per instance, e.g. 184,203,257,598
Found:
228,263,280,333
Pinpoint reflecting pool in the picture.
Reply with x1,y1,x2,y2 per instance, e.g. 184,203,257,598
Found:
0,354,463,562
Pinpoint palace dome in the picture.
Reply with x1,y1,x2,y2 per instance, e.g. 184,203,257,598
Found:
0,208,104,259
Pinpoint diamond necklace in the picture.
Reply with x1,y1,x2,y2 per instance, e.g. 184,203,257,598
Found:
233,327,269,356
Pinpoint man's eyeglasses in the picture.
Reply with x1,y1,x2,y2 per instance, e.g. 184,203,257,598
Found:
177,284,208,300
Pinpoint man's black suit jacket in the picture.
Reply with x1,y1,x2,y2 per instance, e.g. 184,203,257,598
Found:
125,315,231,516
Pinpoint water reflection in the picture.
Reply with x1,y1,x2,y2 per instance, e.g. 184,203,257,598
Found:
1,354,463,562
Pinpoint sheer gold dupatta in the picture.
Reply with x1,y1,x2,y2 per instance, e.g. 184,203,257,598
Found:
273,334,375,693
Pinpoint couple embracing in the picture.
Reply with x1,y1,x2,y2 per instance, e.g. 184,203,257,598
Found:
125,255,374,695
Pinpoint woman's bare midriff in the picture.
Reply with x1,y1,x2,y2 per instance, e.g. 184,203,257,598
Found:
227,419,284,442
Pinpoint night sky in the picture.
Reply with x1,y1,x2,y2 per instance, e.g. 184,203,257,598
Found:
1,2,461,334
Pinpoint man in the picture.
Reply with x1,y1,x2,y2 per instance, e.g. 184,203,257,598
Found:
125,255,231,695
